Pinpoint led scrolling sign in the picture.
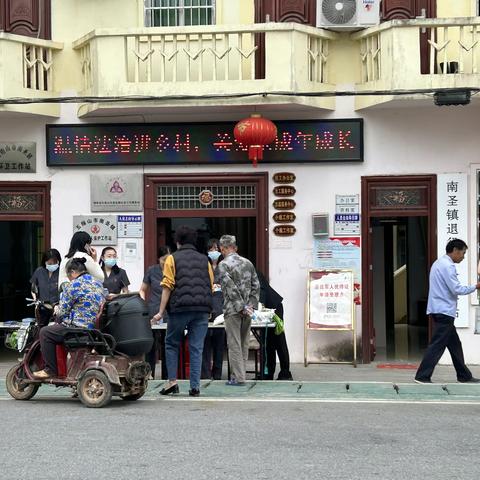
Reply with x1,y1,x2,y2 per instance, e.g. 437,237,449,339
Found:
46,120,363,166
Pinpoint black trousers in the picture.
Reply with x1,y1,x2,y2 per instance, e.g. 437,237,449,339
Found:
201,327,225,380
415,314,472,381
261,305,292,380
146,330,167,379
39,323,72,375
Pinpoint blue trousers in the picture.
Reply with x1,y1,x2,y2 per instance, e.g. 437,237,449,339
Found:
165,311,209,389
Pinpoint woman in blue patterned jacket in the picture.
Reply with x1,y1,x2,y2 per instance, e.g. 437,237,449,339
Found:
33,257,104,379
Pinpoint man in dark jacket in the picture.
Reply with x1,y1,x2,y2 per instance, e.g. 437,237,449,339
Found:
257,271,293,381
152,226,213,397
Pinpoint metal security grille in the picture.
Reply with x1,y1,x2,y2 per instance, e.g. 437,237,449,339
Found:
145,0,215,27
157,184,256,210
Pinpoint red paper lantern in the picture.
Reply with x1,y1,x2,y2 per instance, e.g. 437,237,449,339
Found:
233,114,277,167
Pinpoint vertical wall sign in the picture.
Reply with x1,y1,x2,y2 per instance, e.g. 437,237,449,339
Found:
437,173,469,327
272,171,296,236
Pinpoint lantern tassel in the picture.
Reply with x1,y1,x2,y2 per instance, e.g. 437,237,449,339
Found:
248,145,263,167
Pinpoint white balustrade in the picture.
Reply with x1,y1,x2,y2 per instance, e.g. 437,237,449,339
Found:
73,24,334,92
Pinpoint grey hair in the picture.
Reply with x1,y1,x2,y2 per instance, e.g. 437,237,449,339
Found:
219,235,237,248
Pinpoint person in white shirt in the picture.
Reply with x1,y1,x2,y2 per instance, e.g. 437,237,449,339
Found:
58,231,104,290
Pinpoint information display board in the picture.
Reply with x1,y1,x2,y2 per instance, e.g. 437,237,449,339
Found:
304,269,356,367
46,119,363,166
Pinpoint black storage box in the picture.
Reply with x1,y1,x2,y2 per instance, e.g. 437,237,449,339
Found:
102,294,153,356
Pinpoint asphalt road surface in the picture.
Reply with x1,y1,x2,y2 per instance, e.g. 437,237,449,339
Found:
1,397,479,480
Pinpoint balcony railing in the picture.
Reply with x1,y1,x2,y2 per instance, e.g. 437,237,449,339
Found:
0,33,63,116
0,33,63,93
72,23,336,111
352,18,480,107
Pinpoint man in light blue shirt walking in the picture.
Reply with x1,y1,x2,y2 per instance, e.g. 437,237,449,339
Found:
415,239,480,384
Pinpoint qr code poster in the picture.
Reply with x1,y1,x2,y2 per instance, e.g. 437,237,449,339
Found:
308,270,353,329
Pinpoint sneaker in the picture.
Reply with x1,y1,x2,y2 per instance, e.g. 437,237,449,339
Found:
458,377,480,383
189,388,200,397
225,379,246,386
414,378,432,384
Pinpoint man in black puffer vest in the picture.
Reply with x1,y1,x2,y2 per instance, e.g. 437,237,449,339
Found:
151,226,213,397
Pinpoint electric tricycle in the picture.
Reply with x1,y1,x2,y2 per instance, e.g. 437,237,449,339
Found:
5,295,152,408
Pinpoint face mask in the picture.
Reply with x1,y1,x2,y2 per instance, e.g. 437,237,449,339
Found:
45,263,59,273
208,251,221,262
104,258,117,268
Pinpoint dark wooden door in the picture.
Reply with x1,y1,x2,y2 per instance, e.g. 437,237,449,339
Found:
381,0,436,74
361,175,437,363
254,0,316,78
0,0,51,40
144,173,269,275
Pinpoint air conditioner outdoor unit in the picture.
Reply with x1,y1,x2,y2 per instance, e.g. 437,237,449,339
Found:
317,0,381,30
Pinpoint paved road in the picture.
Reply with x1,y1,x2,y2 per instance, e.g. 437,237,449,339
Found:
1,394,480,480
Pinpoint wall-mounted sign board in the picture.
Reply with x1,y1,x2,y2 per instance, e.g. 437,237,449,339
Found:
73,215,117,246
273,225,296,236
91,174,143,212
273,212,296,223
273,186,296,197
0,142,36,172
273,199,296,210
47,119,363,166
273,172,296,184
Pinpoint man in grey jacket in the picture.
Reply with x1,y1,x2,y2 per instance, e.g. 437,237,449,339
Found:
217,235,260,385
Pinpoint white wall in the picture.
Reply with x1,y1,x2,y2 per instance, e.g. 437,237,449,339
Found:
3,97,480,363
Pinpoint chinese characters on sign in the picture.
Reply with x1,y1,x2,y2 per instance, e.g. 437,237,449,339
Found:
73,215,118,246
308,270,354,328
334,194,360,235
117,215,143,238
47,120,364,166
272,172,296,184
313,237,361,305
90,174,143,212
273,171,296,237
0,142,36,173
437,174,469,327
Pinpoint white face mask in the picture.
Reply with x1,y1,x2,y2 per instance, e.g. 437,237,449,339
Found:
208,251,221,261
46,263,59,272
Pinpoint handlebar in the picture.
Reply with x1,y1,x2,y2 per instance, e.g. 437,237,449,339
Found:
25,298,55,309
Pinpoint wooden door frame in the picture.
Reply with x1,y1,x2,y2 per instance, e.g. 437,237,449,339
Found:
361,175,437,363
0,181,51,248
144,172,269,275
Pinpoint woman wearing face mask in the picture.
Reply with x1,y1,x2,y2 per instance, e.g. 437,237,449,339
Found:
99,247,130,295
201,238,225,380
58,231,104,290
30,249,62,325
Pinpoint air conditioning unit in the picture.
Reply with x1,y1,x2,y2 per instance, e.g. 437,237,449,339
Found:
317,0,381,30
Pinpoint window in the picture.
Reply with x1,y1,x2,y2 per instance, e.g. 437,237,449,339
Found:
145,0,215,27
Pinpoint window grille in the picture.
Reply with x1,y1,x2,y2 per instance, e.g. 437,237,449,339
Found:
157,184,256,210
145,0,215,27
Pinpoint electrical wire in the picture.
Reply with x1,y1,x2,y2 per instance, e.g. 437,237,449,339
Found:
0,87,479,105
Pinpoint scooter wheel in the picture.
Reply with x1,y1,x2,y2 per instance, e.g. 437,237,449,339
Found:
6,363,39,400
77,370,113,408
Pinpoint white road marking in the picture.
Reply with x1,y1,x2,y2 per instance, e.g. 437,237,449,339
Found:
2,396,480,406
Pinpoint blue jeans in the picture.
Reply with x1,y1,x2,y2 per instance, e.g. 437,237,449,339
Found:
165,311,209,389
